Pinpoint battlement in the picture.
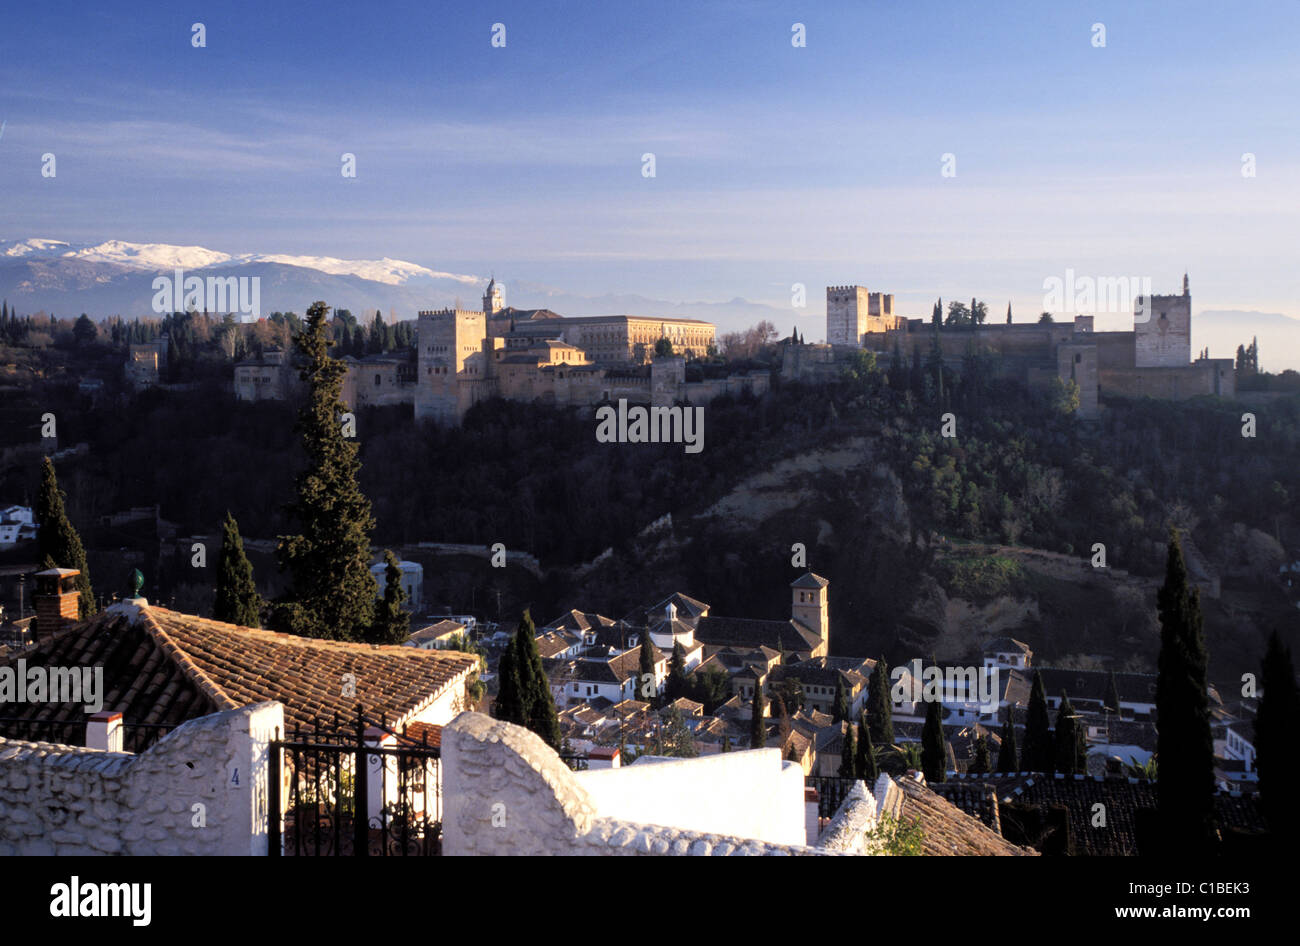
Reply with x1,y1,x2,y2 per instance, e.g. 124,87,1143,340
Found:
418,308,484,319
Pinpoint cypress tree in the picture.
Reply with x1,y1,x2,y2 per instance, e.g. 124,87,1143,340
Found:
1006,300,1012,324
495,636,524,725
921,699,946,782
1054,691,1082,775
867,657,894,747
35,457,95,618
839,722,857,778
276,301,378,640
637,635,657,705
997,709,1019,772
1155,529,1217,853
511,609,560,749
774,693,792,750
832,675,849,723
1024,670,1053,772
213,511,261,627
1104,671,1121,715
368,550,411,644
750,679,766,748
970,733,990,775
1256,631,1300,842
858,722,878,783
665,640,688,702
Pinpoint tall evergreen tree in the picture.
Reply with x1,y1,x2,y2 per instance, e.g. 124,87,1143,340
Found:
495,636,524,725
1104,671,1121,716
750,679,766,748
1024,670,1053,772
867,657,894,746
970,733,990,775
1006,300,1012,324
1155,529,1217,853
997,709,1019,773
637,636,658,705
832,675,849,723
774,693,792,751
275,301,378,640
921,699,946,782
213,511,261,627
1255,631,1300,842
665,640,689,702
510,609,561,749
35,458,95,618
1054,691,1083,775
839,722,857,778
368,550,411,644
858,721,878,783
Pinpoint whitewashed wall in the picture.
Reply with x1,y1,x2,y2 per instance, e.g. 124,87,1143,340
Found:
574,750,805,846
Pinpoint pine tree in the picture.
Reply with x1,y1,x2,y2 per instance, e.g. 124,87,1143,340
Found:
832,675,849,723
35,458,95,618
1054,691,1082,775
997,710,1019,772
750,679,766,748
638,636,658,705
1256,631,1300,842
970,733,990,775
839,722,857,778
1024,670,1053,772
213,511,261,627
1155,529,1217,853
921,699,946,782
368,550,411,644
858,722,878,783
867,657,894,746
275,301,378,640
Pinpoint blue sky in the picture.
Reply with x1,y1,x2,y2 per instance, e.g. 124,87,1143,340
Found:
2,0,1299,326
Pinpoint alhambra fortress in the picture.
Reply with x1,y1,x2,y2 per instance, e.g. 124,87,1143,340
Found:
785,275,1234,420
232,275,1233,422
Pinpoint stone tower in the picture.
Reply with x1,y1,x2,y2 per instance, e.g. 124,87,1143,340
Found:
1134,275,1192,368
482,278,503,316
415,308,489,425
826,286,871,347
790,572,829,647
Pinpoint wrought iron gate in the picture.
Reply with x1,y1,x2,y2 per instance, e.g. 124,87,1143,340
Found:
268,711,442,856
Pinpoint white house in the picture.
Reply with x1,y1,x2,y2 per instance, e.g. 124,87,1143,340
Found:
370,559,423,611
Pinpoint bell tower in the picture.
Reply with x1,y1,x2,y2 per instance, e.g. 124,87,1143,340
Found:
790,572,829,646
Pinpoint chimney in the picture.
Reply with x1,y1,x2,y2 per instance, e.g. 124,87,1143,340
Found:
86,711,124,752
33,567,80,640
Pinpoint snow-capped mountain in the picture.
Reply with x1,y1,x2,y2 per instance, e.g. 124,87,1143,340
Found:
0,238,479,287
0,238,486,319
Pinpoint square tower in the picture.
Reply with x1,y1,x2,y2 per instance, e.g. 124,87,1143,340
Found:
790,572,829,645
1134,275,1192,368
826,286,870,347
415,308,488,425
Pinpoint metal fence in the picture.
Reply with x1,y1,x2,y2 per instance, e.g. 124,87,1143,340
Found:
0,715,173,753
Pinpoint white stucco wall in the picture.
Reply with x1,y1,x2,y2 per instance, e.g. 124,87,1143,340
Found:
0,701,283,856
573,748,806,846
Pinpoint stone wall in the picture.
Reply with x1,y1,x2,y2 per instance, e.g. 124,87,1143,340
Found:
0,701,282,856
441,712,842,855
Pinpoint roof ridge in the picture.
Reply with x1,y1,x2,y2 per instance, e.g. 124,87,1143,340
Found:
136,606,241,712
